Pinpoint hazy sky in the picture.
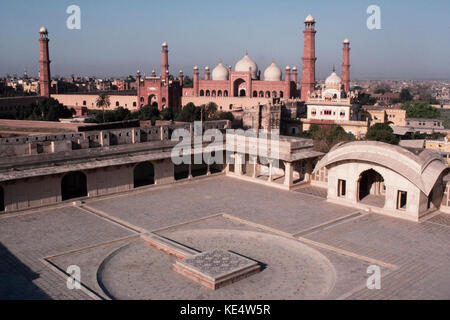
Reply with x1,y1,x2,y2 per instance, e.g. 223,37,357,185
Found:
1,0,449,80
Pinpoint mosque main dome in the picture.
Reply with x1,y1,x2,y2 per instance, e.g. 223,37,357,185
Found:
212,61,228,81
235,53,258,79
325,71,342,85
264,62,282,81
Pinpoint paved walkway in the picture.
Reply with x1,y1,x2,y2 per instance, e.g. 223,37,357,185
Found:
0,176,449,299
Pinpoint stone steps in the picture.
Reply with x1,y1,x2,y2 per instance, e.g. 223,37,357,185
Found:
141,233,200,259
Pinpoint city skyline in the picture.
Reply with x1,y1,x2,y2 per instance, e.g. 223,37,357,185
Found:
1,0,450,80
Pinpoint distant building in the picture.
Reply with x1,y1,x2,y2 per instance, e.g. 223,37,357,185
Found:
364,105,406,127
405,118,445,132
371,92,400,105
302,68,367,138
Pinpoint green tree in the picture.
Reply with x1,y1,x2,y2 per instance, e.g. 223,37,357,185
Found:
175,103,201,122
399,88,413,102
401,101,440,119
96,93,111,123
182,76,193,88
215,111,234,121
374,84,391,94
136,105,160,124
160,107,174,121
357,93,376,106
366,123,399,145
313,125,355,153
205,102,218,119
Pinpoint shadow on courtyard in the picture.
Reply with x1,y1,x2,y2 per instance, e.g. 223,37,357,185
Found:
0,243,50,300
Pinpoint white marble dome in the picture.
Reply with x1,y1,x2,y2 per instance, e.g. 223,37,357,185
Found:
212,62,228,81
235,53,258,79
264,62,282,81
305,14,315,23
325,71,342,85
39,26,47,34
344,38,350,44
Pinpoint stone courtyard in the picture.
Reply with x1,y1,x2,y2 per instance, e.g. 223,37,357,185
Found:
1,175,449,300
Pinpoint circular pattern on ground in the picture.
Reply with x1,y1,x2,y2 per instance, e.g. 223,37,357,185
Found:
98,229,336,299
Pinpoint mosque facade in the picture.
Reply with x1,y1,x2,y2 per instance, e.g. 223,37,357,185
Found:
45,14,355,121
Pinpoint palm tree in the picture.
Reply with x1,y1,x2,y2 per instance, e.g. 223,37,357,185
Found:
96,93,110,123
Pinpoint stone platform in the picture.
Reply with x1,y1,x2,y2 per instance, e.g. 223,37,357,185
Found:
173,249,261,290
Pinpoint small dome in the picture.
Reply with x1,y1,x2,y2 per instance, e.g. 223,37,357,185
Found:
205,66,209,71
193,65,199,70
39,26,47,34
325,71,342,85
292,66,297,71
344,38,350,44
264,62,282,81
305,14,315,23
162,42,168,47
212,62,228,81
235,53,258,79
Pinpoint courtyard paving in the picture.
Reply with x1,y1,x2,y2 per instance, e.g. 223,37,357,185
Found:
0,176,449,299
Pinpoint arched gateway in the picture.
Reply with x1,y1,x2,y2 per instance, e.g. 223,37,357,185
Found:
358,169,385,207
61,171,87,201
134,162,155,188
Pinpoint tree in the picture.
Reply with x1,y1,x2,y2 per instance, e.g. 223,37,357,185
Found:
160,107,174,121
96,93,111,123
399,88,413,102
296,125,355,153
374,84,391,94
205,102,218,119
136,105,160,125
0,98,73,121
311,125,355,153
182,76,193,88
366,123,398,145
175,103,201,122
401,101,440,119
357,93,376,106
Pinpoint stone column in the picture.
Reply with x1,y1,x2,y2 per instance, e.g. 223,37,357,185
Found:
284,161,293,187
305,160,313,182
252,156,258,178
235,153,244,175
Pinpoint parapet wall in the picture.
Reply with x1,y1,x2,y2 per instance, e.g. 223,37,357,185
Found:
0,120,231,158
181,96,271,111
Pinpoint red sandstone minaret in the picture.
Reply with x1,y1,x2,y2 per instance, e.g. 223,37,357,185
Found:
179,70,184,86
301,14,317,102
205,66,210,80
39,26,51,98
342,38,351,94
161,42,169,82
136,70,141,107
292,66,298,84
193,66,199,96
